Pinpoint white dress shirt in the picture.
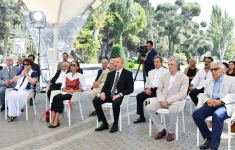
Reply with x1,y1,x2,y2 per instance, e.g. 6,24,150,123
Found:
191,69,212,89
145,67,168,88
55,70,68,84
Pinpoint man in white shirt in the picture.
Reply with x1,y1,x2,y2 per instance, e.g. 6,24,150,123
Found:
47,62,69,99
189,57,213,106
133,56,168,124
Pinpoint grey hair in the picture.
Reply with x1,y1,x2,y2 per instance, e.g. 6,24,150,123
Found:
211,62,226,70
101,59,108,64
168,57,180,71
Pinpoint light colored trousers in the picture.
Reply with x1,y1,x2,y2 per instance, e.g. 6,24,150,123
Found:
146,97,180,133
7,90,30,117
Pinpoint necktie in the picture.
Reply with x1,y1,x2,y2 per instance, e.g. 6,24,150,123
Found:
111,71,120,97
8,67,11,79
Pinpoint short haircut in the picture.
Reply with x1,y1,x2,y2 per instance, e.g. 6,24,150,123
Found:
63,52,69,57
146,40,153,45
154,56,163,64
101,59,108,64
115,56,124,64
229,60,235,65
28,54,35,60
23,58,33,66
222,62,229,69
205,56,213,62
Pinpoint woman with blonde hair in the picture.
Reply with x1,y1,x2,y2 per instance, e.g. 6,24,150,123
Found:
184,59,199,85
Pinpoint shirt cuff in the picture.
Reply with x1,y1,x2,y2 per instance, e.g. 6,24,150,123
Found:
119,93,123,97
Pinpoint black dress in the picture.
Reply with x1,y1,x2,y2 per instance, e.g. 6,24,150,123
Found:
227,71,235,76
187,68,198,84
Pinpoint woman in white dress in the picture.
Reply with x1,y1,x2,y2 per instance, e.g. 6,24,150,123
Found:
7,59,38,122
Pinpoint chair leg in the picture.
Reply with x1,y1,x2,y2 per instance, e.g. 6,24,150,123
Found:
197,127,200,146
96,119,99,128
190,101,193,114
119,109,122,132
5,99,7,120
228,121,231,150
176,116,179,140
67,104,71,126
110,108,114,123
46,92,48,111
78,100,84,120
163,114,166,129
149,118,152,137
127,103,130,125
26,102,28,120
182,111,185,133
33,97,37,115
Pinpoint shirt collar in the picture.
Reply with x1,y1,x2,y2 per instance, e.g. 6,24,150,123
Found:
214,75,224,82
116,68,123,74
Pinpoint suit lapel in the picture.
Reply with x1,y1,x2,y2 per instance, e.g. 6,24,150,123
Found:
208,80,214,98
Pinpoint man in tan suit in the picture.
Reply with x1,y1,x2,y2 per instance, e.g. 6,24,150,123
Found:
193,63,235,150
88,59,115,116
146,57,188,141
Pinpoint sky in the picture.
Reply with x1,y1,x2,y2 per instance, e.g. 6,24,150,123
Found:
149,0,235,35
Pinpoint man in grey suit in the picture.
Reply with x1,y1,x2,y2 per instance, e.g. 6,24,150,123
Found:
146,57,189,141
0,57,20,111
193,63,235,150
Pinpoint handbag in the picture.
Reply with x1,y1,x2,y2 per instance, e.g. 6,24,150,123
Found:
40,109,50,122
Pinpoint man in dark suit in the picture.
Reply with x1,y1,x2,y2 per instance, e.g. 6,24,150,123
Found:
141,41,158,77
47,62,69,99
93,57,134,133
28,54,40,77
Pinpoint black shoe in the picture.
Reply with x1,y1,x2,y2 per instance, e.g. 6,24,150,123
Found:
29,99,33,106
133,117,146,124
7,116,16,122
95,123,109,131
200,138,211,150
89,111,96,117
48,123,60,128
1,104,5,112
109,124,118,133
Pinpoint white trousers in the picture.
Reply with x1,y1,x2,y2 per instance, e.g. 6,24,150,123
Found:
7,90,30,117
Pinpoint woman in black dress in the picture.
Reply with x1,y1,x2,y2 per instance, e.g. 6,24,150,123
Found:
184,59,199,84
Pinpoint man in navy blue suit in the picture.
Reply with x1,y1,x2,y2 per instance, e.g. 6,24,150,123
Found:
141,41,158,77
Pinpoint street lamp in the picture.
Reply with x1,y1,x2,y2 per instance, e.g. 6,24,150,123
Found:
29,11,46,89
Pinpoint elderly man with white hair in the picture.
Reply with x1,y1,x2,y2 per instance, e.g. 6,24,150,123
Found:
0,57,20,111
193,63,235,150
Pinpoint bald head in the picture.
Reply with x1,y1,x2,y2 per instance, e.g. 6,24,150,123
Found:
61,62,69,71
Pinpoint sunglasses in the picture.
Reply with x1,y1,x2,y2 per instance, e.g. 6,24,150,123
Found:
23,64,29,66
70,64,76,67
209,68,220,72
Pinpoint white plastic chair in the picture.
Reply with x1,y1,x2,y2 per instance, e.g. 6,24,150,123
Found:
149,99,186,140
49,90,84,126
5,88,37,120
96,94,131,132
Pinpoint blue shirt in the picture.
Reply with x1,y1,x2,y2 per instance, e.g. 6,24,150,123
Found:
211,75,224,99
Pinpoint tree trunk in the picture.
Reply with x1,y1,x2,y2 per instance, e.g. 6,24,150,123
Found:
220,42,227,62
3,32,8,62
93,27,100,40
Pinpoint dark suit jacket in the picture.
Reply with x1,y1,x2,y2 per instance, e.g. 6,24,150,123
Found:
0,66,2,70
50,70,69,86
32,63,40,77
144,48,157,76
101,68,134,98
95,69,102,81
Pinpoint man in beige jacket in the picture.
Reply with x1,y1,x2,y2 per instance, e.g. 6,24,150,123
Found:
193,63,235,150
88,59,115,116
146,57,188,141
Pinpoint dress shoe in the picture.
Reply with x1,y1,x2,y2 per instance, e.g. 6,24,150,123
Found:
88,111,96,117
48,123,60,128
95,123,109,131
1,104,5,112
109,125,118,133
133,117,146,124
167,133,174,141
7,116,16,122
199,138,211,150
155,129,166,140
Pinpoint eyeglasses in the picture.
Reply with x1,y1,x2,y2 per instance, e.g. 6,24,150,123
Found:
209,67,220,72
71,64,76,67
23,64,29,66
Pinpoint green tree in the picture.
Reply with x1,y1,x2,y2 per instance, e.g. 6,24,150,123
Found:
110,44,128,67
155,1,201,57
208,5,234,62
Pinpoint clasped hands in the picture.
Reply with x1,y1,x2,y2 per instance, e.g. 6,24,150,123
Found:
160,99,168,109
207,99,222,107
99,92,121,101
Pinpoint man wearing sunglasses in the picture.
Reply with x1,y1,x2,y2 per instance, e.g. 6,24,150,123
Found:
189,57,213,106
193,63,235,150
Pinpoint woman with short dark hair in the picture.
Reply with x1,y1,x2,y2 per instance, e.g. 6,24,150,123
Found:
6,59,38,122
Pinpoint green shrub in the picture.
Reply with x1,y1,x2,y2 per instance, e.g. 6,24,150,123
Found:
110,44,128,67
